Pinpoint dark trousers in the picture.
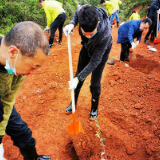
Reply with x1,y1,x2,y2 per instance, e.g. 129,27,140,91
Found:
120,42,131,61
75,44,112,98
145,19,157,40
50,12,66,41
5,106,35,148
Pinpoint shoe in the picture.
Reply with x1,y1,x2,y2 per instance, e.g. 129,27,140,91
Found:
144,39,149,44
107,60,115,65
20,145,51,160
124,55,129,62
120,60,124,63
38,155,51,160
90,98,99,120
65,90,80,114
57,39,62,43
49,44,53,48
49,38,54,48
65,103,72,115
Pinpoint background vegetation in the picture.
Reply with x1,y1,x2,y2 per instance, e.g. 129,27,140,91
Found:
0,0,152,35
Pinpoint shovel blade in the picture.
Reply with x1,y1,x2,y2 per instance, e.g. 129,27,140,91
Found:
154,37,160,44
67,120,84,135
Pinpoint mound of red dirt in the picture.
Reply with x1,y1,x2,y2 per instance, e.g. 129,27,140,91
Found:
3,26,160,160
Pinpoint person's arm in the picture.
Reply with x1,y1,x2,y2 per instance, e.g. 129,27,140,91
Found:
0,97,4,122
70,9,79,27
129,14,133,20
152,0,159,10
0,75,25,136
128,26,134,44
77,37,112,81
44,8,52,27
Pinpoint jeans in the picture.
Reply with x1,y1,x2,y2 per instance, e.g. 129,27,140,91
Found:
5,106,35,148
110,10,119,26
50,12,66,41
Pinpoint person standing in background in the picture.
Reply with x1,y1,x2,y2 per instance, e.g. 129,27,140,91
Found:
144,0,160,43
100,0,114,20
39,0,66,47
129,11,140,20
117,18,152,62
110,0,122,28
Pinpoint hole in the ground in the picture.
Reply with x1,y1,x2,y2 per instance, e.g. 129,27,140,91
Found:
65,141,79,160
129,54,160,74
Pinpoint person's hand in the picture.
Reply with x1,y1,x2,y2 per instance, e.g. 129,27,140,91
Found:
68,77,79,90
44,26,50,31
157,9,160,14
112,8,115,14
63,24,74,36
0,99,4,122
135,40,139,47
0,143,4,159
131,42,136,49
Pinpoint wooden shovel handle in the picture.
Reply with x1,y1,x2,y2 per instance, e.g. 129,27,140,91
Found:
67,35,75,113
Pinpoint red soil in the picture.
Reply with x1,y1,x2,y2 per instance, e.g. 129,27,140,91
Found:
3,26,160,160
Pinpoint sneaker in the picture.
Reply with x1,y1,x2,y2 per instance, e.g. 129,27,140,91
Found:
49,44,53,48
57,39,62,43
124,55,129,62
107,60,115,65
144,39,149,44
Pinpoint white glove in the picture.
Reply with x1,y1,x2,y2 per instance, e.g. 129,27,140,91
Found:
68,77,79,90
63,24,74,36
135,40,139,47
131,42,136,49
112,9,115,14
44,26,50,31
0,143,4,160
157,9,160,14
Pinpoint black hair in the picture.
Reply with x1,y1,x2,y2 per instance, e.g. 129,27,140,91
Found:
142,17,152,26
100,0,105,4
39,0,44,3
4,21,49,56
78,5,99,32
132,11,136,13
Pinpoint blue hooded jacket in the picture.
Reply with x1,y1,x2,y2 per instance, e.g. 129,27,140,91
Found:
117,20,142,44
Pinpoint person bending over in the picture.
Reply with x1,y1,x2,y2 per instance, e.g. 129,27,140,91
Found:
63,5,112,120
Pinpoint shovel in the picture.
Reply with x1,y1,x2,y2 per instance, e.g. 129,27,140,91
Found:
67,35,84,135
154,11,160,44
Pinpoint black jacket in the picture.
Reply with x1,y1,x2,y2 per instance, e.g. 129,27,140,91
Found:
150,0,160,20
70,5,112,81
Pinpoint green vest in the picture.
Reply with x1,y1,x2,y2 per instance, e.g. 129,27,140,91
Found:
0,70,25,136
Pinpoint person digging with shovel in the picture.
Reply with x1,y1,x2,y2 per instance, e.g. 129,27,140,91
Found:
63,5,112,120
0,21,51,160
117,18,152,62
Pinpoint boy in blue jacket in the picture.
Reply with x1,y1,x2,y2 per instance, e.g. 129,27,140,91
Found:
117,18,152,62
